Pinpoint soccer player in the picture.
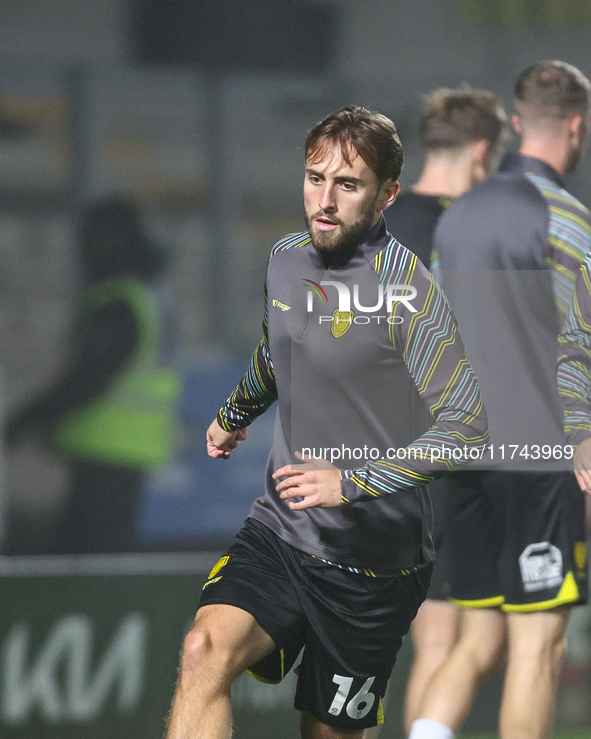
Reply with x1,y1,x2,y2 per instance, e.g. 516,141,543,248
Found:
382,87,507,735
409,60,591,739
164,106,489,739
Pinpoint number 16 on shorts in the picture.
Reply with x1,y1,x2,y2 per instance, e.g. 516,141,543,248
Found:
329,674,376,720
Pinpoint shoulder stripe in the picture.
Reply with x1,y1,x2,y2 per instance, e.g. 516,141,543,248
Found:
270,231,311,258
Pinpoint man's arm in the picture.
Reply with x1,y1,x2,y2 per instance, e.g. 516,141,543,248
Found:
341,261,488,504
209,285,278,457
558,254,591,492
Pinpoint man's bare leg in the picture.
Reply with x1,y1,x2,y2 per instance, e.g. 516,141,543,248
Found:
165,604,275,739
409,607,506,736
366,599,458,739
403,600,459,733
300,710,367,738
499,607,571,739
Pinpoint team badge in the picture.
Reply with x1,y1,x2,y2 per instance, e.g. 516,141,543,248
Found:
331,309,354,339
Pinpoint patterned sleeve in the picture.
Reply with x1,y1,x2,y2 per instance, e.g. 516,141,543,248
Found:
528,174,591,320
557,254,591,447
341,253,489,504
217,283,278,431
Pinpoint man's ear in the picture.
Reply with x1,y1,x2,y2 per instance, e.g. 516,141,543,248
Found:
472,139,490,165
568,113,583,138
512,114,522,135
378,180,400,212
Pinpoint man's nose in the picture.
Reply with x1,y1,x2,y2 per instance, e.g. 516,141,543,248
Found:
319,184,336,212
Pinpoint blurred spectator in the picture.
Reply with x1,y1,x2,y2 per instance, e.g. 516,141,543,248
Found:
6,197,181,553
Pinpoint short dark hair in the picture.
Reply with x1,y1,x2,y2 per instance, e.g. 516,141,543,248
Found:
305,105,404,183
514,60,591,119
419,86,508,159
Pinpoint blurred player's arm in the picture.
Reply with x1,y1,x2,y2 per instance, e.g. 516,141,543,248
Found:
558,254,591,492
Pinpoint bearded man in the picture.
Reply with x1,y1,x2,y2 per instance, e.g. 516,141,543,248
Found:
164,105,488,739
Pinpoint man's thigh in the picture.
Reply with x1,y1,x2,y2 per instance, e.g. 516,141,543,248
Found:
506,606,572,653
190,603,276,675
199,518,307,653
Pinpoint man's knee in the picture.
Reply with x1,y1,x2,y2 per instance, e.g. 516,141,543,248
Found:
179,619,238,689
553,636,567,670
181,623,213,672
179,605,275,687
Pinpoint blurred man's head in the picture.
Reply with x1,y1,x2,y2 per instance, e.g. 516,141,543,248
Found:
419,86,508,181
303,106,402,257
513,60,591,173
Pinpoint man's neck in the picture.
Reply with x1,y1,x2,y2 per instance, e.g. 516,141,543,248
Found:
411,149,476,199
518,137,568,176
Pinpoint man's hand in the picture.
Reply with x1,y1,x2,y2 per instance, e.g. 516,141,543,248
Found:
273,452,342,510
206,418,247,459
574,437,591,494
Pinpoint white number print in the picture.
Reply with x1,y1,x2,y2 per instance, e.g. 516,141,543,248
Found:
328,674,376,720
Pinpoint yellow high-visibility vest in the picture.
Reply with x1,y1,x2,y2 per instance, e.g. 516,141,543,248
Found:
53,276,181,469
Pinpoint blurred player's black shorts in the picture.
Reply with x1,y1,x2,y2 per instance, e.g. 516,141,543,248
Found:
444,470,588,610
425,478,450,601
199,517,431,730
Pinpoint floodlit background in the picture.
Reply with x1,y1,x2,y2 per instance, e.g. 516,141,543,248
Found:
1,2,591,737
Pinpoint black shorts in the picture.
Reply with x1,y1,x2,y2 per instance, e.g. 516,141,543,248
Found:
425,478,450,601
446,471,587,611
199,518,431,730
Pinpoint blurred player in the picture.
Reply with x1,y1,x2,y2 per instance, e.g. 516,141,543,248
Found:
381,87,507,736
164,106,489,739
410,60,591,739
385,86,507,268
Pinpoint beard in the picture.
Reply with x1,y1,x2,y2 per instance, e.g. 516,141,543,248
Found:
304,201,378,265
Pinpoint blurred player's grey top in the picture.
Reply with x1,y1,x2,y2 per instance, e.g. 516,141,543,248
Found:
433,152,591,469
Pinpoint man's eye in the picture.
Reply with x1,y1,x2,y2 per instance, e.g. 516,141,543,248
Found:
341,182,356,191
309,175,322,184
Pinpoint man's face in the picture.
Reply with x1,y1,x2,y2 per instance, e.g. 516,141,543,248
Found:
303,144,396,256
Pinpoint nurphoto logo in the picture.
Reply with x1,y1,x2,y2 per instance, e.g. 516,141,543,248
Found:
303,279,417,336
303,279,417,313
